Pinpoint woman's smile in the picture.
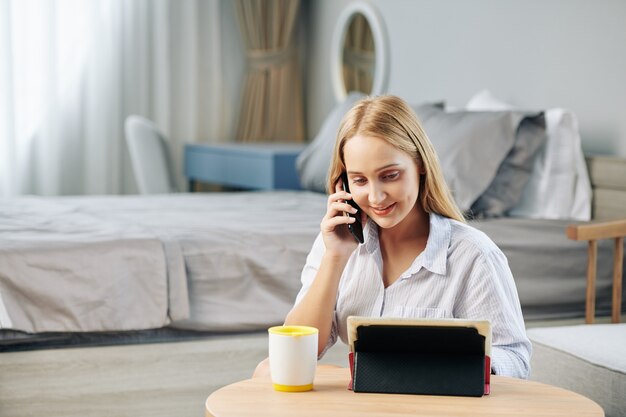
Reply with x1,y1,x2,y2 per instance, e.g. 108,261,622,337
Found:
370,202,396,217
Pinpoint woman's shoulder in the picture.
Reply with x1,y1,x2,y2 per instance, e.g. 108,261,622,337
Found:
445,216,501,256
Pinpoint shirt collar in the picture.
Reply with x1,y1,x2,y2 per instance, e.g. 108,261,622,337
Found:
364,218,378,254
363,212,450,277
417,213,450,276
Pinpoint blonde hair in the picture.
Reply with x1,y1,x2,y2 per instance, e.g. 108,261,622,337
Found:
327,95,465,222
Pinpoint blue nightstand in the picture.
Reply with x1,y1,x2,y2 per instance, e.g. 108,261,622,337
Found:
184,143,306,191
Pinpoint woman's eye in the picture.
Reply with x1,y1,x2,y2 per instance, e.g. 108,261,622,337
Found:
352,178,366,185
383,172,400,181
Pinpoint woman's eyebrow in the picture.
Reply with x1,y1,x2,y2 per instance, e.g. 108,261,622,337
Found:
347,163,401,175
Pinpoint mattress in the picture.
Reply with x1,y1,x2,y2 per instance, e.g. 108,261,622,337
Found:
0,192,622,335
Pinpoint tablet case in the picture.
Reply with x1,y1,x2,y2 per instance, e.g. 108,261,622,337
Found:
347,316,491,397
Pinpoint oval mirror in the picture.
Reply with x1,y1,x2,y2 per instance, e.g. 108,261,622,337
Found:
331,2,388,102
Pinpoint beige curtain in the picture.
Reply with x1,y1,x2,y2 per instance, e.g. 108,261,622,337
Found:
342,13,374,95
234,0,304,143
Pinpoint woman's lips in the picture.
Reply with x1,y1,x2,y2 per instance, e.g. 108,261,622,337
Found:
370,203,396,216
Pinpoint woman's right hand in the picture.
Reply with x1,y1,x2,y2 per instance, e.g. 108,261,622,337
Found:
320,179,361,258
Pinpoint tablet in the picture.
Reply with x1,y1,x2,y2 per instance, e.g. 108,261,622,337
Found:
347,316,492,396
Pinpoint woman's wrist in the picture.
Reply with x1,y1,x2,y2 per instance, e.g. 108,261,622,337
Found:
322,250,352,265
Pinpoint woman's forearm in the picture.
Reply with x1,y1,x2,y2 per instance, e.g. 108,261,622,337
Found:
284,253,349,354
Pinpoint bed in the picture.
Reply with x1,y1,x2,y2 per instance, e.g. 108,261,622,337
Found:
1,92,625,349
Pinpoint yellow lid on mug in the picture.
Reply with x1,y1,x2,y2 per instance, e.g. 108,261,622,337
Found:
268,325,318,337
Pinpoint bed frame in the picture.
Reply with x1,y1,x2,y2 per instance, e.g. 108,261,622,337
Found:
586,155,626,220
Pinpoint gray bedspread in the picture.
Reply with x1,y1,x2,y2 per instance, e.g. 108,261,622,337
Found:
472,217,622,320
0,192,325,333
0,192,622,334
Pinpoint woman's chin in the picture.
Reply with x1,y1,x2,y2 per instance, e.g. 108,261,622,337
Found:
370,215,400,229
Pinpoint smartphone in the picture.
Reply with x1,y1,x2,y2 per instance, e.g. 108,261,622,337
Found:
341,172,365,244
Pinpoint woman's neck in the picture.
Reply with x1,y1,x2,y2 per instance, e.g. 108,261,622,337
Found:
378,205,430,287
378,204,430,248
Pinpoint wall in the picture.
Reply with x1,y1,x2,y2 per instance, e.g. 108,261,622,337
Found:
305,0,626,156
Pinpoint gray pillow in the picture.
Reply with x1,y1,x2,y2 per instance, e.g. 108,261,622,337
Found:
470,112,547,218
417,107,525,212
416,107,547,215
296,92,366,193
297,94,444,193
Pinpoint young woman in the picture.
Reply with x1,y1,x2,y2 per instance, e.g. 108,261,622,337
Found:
283,95,531,379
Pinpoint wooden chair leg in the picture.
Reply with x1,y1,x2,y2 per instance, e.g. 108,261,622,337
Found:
613,237,624,323
586,240,597,324
567,219,626,324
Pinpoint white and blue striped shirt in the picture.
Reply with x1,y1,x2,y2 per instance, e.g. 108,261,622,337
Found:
295,213,532,379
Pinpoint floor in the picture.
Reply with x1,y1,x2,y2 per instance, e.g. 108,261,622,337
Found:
2,316,621,417
0,331,348,417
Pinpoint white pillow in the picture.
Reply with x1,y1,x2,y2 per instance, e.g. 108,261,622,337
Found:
466,90,591,220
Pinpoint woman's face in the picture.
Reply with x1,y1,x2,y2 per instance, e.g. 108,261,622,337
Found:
343,134,422,230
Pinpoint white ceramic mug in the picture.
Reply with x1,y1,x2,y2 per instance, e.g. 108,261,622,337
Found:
268,325,318,392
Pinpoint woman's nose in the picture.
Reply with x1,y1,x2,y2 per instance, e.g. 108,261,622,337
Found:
368,182,386,205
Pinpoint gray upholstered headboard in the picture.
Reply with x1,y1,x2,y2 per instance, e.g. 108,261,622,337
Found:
586,156,626,220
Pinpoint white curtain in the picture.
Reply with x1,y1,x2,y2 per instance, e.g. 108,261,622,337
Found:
0,0,226,196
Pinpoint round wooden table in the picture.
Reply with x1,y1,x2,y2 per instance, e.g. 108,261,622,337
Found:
205,366,604,417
